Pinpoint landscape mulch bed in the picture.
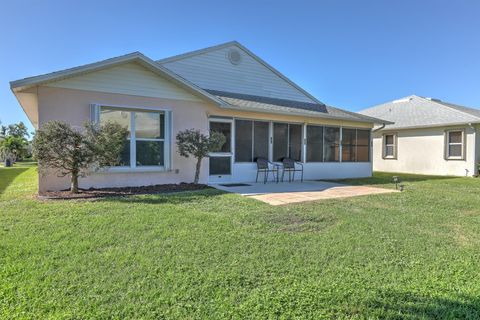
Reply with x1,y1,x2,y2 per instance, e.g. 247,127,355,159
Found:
38,183,211,200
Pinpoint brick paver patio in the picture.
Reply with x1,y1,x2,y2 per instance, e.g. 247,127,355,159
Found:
213,181,398,205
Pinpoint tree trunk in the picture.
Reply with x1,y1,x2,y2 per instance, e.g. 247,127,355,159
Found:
71,172,79,193
194,157,202,184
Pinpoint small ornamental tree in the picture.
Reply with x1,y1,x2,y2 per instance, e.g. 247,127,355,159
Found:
33,121,128,193
176,129,226,184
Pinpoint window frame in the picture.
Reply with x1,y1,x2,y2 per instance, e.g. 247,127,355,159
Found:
382,133,397,160
445,129,465,160
93,104,171,172
209,118,233,176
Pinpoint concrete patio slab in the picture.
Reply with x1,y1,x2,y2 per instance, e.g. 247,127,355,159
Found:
212,180,398,205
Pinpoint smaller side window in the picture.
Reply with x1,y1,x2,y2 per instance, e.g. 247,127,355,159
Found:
383,134,397,159
445,130,464,160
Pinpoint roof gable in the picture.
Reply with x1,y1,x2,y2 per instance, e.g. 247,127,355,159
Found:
158,41,319,104
10,52,226,106
45,62,203,102
360,95,480,129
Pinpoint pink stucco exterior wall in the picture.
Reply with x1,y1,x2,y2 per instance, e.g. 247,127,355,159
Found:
37,86,216,193
36,86,373,193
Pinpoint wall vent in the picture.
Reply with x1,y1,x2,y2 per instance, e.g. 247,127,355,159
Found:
227,49,241,65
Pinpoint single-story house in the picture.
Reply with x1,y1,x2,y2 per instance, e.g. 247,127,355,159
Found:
11,41,388,193
360,95,480,177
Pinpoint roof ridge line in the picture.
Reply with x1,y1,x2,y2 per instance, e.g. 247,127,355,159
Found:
359,94,418,113
417,96,480,121
156,41,240,64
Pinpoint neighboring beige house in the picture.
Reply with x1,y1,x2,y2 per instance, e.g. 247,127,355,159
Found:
360,95,480,177
11,41,388,193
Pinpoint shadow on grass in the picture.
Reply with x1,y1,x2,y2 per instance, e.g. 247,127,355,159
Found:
330,172,459,187
0,167,29,194
97,188,229,205
364,291,480,319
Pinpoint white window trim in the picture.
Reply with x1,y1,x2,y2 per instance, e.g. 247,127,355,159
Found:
383,133,397,160
445,129,465,160
91,104,172,172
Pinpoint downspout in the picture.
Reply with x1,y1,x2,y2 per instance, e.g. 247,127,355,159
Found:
370,122,387,176
373,123,386,133
470,122,478,177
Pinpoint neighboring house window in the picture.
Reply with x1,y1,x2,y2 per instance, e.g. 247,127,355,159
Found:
272,123,302,161
99,106,169,168
234,120,269,162
383,134,397,159
445,130,465,160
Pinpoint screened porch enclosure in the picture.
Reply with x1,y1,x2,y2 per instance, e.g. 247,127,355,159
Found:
208,117,372,183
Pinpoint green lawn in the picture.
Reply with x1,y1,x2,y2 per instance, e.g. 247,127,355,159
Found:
1,164,480,319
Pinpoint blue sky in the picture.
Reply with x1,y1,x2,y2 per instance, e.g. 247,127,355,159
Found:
1,0,480,132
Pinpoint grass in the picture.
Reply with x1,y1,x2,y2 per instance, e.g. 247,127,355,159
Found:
1,164,480,319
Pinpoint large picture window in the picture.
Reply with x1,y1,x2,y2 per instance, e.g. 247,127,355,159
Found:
99,106,167,168
234,120,269,162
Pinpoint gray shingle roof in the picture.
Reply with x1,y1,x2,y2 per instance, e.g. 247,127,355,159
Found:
207,89,390,123
359,95,480,129
204,89,328,112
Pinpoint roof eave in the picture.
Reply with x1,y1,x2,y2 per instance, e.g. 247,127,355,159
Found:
377,121,480,131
